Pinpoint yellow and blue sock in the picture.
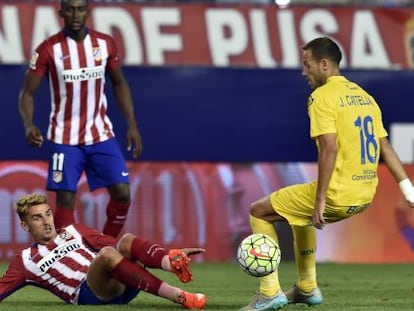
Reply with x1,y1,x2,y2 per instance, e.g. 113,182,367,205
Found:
250,214,281,297
291,225,317,292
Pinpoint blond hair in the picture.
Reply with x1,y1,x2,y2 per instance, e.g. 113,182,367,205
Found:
15,193,48,221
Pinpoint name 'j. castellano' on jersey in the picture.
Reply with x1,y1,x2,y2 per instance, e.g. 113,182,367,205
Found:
339,94,374,107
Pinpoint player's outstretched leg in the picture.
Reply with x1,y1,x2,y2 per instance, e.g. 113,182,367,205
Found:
239,290,288,311
169,248,205,283
285,284,323,306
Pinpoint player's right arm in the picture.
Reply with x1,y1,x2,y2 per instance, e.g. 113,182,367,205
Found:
0,254,27,302
18,42,49,148
18,70,44,147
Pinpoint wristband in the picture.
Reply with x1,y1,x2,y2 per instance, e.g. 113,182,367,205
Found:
399,178,414,199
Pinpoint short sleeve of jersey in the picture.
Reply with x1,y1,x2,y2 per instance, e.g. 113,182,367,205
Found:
72,223,117,251
106,36,121,71
28,39,50,76
371,95,388,139
308,92,336,139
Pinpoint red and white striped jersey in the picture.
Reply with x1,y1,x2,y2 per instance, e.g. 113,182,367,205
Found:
28,29,120,145
0,224,116,304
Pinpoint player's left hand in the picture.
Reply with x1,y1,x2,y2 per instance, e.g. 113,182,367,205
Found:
312,201,326,230
126,127,142,158
25,125,44,147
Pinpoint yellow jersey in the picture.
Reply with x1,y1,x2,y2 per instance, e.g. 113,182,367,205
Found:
308,75,388,205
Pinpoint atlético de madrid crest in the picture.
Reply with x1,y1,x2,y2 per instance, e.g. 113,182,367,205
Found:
52,171,63,183
59,230,73,240
92,47,102,62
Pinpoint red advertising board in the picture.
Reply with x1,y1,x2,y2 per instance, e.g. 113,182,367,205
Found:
1,2,414,68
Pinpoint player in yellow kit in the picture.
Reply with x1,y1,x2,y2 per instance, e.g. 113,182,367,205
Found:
239,36,414,311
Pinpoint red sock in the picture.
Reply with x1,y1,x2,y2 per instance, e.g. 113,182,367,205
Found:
54,207,75,229
111,258,162,294
102,200,130,238
130,237,167,268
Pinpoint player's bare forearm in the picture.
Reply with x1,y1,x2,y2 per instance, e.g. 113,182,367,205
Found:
380,137,408,182
18,71,43,129
18,92,35,128
314,134,337,229
113,85,138,127
316,134,337,201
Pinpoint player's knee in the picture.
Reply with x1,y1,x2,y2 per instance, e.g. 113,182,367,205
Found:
56,191,76,207
97,246,119,266
118,233,135,247
250,197,282,222
108,183,131,203
117,233,136,255
250,200,267,218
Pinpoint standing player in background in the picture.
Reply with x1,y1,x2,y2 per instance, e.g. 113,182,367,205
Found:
18,0,143,238
0,193,207,309
239,36,414,311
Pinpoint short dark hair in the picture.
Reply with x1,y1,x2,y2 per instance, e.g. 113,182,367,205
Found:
302,37,342,65
60,0,89,9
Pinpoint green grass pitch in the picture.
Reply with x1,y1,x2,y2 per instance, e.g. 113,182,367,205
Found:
1,261,414,310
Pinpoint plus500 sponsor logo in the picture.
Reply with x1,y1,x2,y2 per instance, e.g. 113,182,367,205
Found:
62,66,104,82
36,239,82,273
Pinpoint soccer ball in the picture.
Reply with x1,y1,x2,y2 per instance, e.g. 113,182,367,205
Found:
236,233,281,277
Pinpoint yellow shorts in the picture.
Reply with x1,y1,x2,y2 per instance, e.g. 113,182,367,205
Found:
270,181,370,226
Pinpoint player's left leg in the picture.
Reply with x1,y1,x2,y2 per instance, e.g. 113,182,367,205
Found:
87,238,207,308
87,246,175,304
84,138,131,238
285,225,322,306
270,182,323,306
86,246,130,301
104,183,131,237
116,233,205,283
292,225,317,291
